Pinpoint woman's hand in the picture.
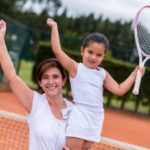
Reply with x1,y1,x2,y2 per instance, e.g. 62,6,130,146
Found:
0,20,6,40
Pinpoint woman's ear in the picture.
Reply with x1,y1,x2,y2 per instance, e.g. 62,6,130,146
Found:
38,80,42,87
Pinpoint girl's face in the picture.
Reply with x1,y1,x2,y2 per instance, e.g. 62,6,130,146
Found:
81,42,105,69
38,67,66,97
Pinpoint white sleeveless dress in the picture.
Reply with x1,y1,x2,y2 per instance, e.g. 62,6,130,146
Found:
66,63,106,142
27,91,73,150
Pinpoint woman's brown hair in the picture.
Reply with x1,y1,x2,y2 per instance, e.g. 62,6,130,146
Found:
36,58,66,82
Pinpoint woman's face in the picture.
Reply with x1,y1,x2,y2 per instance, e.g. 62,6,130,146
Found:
39,67,66,97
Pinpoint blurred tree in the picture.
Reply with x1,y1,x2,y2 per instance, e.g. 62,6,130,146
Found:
0,0,25,15
0,0,135,60
26,0,61,17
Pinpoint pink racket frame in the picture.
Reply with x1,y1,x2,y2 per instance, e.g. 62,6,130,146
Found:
134,5,150,66
132,5,150,95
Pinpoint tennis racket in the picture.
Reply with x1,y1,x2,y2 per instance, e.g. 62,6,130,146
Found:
132,5,150,95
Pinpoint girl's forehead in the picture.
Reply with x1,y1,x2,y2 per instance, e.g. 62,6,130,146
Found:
88,41,104,46
87,42,105,51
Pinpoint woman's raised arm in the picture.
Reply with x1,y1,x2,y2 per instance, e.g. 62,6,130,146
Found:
0,20,33,113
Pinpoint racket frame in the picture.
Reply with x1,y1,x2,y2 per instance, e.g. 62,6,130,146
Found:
132,5,150,95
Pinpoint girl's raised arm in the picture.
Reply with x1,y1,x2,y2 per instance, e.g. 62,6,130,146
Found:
47,18,77,78
0,20,33,113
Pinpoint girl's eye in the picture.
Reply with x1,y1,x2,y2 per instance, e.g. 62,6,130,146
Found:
88,50,93,54
97,54,102,57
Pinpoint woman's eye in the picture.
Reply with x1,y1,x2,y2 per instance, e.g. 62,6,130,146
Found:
42,76,48,79
53,74,59,78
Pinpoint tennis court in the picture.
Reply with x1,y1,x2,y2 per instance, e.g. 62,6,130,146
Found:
0,90,150,150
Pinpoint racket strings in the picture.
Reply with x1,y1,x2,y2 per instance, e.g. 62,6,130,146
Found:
137,23,150,55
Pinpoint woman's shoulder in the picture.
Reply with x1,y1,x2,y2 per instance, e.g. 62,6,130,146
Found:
33,90,45,98
27,91,46,118
32,91,46,108
64,98,74,107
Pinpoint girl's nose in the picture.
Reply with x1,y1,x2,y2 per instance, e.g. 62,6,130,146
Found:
91,54,96,60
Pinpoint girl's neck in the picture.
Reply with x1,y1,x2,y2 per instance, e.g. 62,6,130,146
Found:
82,62,99,70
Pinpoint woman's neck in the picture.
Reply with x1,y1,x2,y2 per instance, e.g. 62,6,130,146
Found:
46,94,67,120
46,94,66,109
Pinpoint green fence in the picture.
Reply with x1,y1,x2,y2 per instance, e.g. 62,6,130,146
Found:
0,13,150,114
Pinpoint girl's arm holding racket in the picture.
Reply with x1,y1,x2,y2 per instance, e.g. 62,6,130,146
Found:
47,18,77,78
104,66,145,96
0,20,33,113
61,146,70,150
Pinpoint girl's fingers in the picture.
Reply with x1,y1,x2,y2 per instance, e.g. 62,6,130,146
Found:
61,146,70,150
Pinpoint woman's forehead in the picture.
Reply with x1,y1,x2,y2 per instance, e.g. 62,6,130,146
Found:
43,67,61,75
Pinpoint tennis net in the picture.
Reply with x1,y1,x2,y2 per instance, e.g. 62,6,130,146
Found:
0,110,149,150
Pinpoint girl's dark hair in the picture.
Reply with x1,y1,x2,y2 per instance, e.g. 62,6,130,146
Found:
82,32,109,53
36,58,66,82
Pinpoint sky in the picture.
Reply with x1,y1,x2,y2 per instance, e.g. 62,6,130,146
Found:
23,0,150,22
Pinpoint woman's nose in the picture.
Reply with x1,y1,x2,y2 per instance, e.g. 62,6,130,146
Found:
48,78,54,84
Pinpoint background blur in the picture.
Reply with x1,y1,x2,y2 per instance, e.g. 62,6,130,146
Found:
0,0,150,115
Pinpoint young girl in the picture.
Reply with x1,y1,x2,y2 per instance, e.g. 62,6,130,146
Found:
46,18,145,150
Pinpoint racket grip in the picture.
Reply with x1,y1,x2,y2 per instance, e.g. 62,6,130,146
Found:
132,70,142,95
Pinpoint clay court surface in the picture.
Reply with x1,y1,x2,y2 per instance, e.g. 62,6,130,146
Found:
0,90,150,149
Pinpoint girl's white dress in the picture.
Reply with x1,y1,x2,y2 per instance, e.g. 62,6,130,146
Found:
66,63,106,142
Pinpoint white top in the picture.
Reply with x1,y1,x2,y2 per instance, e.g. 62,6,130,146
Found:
70,63,106,111
27,91,73,150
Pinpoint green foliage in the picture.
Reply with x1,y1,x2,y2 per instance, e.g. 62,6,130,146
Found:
0,0,23,15
0,0,134,53
31,41,150,114
32,41,81,93
60,35,82,51
32,41,55,83
2,0,150,113
102,58,150,113
101,58,136,109
19,60,37,87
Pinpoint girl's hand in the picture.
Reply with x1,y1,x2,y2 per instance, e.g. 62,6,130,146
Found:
0,20,6,39
61,146,70,150
134,66,145,77
46,18,57,28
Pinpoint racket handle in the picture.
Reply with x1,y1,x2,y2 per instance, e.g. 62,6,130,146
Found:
132,70,142,95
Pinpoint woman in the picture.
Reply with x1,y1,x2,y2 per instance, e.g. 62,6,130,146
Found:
0,20,71,150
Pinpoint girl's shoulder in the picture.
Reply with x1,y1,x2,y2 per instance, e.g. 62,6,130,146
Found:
97,66,107,78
